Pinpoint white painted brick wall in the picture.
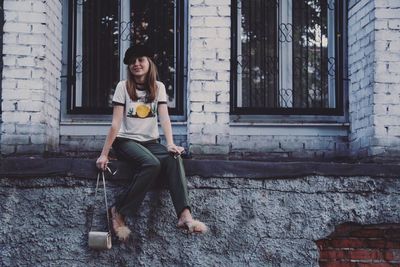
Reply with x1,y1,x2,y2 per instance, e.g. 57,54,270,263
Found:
186,0,350,158
371,1,400,157
188,0,231,154
1,0,63,155
348,0,400,158
1,0,396,159
348,0,376,158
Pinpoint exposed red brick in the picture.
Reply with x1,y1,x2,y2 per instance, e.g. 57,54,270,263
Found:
319,262,355,267
320,249,347,260
317,223,400,267
330,238,368,249
356,263,397,267
349,249,383,260
363,239,386,249
388,231,400,239
351,229,386,239
385,241,400,249
384,249,400,261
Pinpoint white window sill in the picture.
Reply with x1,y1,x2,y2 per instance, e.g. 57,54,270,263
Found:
229,122,349,136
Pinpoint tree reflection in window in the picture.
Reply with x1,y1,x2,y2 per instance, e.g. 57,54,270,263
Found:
70,0,182,114
130,0,176,108
235,0,340,113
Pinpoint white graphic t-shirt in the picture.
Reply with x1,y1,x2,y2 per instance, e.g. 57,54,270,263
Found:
112,80,168,142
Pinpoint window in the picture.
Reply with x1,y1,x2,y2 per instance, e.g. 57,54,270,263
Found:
67,0,186,115
231,0,344,115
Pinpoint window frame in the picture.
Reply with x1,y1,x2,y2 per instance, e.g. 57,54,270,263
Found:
230,0,346,117
65,0,187,118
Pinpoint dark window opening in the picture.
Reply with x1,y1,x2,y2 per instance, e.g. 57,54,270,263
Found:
67,0,186,115
231,0,345,115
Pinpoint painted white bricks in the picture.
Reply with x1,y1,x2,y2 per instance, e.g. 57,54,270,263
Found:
371,3,400,157
1,0,63,155
348,0,400,158
191,28,218,38
190,70,217,80
1,0,397,159
204,17,230,27
348,0,376,158
186,0,350,157
203,103,229,113
189,113,215,124
188,0,231,153
191,7,218,17
189,91,216,102
191,48,218,59
217,6,230,17
204,0,230,6
3,44,31,55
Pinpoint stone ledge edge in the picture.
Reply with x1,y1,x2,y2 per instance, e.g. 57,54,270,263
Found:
0,157,399,180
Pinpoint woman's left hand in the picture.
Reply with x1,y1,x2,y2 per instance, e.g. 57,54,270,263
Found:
166,144,185,155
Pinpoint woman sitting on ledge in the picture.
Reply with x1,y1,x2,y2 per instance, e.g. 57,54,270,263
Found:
96,45,207,241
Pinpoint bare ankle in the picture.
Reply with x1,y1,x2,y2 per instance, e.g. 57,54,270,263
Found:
179,208,192,222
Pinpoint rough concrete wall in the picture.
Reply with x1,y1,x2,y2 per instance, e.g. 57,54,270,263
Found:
1,0,62,155
1,175,399,267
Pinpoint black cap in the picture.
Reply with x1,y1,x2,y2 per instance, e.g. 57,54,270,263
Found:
123,45,154,65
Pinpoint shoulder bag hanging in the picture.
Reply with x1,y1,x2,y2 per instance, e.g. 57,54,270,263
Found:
88,171,112,249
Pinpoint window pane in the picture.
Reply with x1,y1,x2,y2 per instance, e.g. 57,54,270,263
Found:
69,0,184,114
130,0,177,108
292,0,333,108
239,0,278,108
234,0,340,114
76,0,119,109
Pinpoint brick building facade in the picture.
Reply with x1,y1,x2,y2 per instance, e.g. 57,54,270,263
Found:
0,1,399,266
0,0,399,160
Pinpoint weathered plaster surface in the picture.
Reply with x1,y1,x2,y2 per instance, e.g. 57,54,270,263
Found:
1,174,399,267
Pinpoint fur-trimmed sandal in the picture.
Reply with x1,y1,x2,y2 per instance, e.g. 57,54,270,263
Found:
177,219,208,234
109,207,131,241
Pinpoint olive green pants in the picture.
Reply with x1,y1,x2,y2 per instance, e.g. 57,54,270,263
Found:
112,137,190,218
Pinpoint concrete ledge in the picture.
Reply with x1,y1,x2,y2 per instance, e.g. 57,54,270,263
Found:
1,157,399,179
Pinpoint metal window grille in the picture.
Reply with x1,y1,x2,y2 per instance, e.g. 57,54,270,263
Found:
67,0,186,115
231,0,344,115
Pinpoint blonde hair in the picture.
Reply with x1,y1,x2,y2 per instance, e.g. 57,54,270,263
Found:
126,57,158,103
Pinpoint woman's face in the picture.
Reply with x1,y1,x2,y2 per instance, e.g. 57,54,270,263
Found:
129,56,150,78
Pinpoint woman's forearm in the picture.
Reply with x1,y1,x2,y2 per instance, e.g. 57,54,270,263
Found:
160,118,174,146
100,125,119,157
158,104,174,146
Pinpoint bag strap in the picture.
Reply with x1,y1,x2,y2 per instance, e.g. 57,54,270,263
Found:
90,169,112,234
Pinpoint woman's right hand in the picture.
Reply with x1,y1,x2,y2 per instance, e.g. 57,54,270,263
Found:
96,155,109,171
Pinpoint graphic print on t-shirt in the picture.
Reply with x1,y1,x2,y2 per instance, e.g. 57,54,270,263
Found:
126,95,157,119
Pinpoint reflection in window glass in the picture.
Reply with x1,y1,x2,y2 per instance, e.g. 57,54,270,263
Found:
235,0,339,113
239,0,278,108
292,0,333,108
75,0,119,109
130,0,177,108
69,0,184,114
